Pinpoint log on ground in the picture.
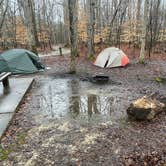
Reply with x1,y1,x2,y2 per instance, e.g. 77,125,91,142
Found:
127,96,166,120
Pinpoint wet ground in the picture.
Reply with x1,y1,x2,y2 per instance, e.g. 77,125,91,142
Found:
0,56,166,165
34,77,137,125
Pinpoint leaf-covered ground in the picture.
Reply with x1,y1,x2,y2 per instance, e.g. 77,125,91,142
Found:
0,53,166,166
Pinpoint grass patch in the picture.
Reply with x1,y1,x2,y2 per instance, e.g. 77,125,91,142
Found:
0,145,11,161
155,77,166,83
0,132,27,161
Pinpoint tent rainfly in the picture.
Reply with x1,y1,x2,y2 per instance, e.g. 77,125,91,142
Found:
0,49,44,74
94,47,129,68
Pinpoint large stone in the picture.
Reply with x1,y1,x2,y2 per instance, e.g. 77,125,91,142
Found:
127,96,166,120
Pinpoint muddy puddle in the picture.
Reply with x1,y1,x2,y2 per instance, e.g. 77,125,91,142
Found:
34,78,140,125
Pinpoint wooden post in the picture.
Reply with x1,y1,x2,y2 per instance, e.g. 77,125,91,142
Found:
59,47,63,56
2,78,9,88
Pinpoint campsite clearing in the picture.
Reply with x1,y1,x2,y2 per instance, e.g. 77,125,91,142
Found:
0,55,166,165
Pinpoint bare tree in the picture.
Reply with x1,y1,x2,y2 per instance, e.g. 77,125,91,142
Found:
108,0,123,44
139,0,149,63
87,0,95,58
0,0,8,31
68,0,78,73
136,0,142,21
17,0,39,54
147,0,161,58
63,0,70,45
0,0,165,56
0,0,9,47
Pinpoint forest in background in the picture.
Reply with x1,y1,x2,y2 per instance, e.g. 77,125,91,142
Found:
0,0,165,57
1,1,166,165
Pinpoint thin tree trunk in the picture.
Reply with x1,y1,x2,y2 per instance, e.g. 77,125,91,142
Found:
108,0,123,43
136,0,142,21
0,0,9,33
139,0,149,63
68,0,78,73
17,0,39,54
87,0,95,58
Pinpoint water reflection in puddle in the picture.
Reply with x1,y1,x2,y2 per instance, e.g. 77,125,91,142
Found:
38,78,132,124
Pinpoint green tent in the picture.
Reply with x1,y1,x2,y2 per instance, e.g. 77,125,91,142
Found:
0,56,10,71
0,49,44,74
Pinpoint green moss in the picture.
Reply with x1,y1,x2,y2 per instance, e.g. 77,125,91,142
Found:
88,54,95,61
155,77,166,83
0,132,27,161
155,77,162,83
139,58,145,64
0,146,11,161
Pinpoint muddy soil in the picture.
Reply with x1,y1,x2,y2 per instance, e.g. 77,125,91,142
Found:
0,56,166,166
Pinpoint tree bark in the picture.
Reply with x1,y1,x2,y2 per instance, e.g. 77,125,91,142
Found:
68,0,78,73
139,0,149,63
0,0,9,35
87,0,95,58
136,0,142,21
17,0,39,54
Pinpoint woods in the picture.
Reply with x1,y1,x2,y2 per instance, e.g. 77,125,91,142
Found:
68,0,78,73
0,0,165,57
0,0,166,165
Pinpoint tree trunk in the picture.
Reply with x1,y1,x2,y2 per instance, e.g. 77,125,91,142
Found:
136,0,142,21
0,0,9,46
68,0,78,73
87,0,95,58
139,0,149,63
136,0,142,45
17,0,39,54
63,0,70,45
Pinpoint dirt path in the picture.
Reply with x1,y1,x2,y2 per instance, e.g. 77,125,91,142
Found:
0,57,166,166
38,45,70,57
